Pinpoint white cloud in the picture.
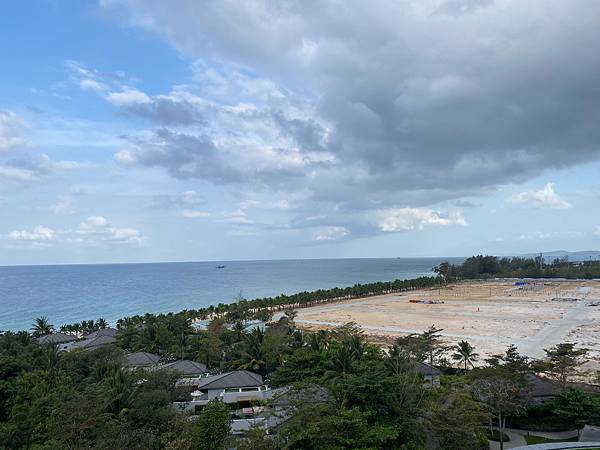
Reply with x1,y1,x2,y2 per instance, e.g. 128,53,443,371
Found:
378,208,467,232
76,216,146,245
0,166,38,182
179,209,210,218
49,196,77,215
53,160,82,170
315,226,349,241
220,209,254,225
240,198,292,211
80,215,108,228
517,230,583,240
508,183,571,209
79,78,108,93
0,111,28,152
8,226,55,242
106,88,151,106
3,217,146,249
180,190,202,205
66,60,110,93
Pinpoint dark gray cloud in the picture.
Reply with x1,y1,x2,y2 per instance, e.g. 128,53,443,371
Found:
123,97,206,125
117,129,242,183
101,0,600,235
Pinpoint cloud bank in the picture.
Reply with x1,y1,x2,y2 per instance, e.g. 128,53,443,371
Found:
91,0,600,241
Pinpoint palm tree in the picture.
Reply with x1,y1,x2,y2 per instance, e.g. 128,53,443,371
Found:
230,328,266,374
176,332,188,360
117,324,139,351
44,344,61,370
233,321,245,342
452,340,479,371
105,369,136,417
32,317,53,337
323,344,356,384
385,344,412,375
97,318,108,329
345,333,365,359
306,330,329,352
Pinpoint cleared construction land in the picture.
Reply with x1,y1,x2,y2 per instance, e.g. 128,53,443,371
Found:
294,279,600,377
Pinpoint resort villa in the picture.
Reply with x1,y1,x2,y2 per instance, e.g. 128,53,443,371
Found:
174,370,272,432
62,328,118,351
36,332,77,351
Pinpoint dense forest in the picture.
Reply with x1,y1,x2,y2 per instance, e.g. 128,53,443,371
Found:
2,312,599,449
436,255,600,280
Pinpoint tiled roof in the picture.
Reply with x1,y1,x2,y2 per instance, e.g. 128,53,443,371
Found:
36,333,77,345
159,360,208,376
82,328,118,340
70,333,117,350
196,370,263,390
524,374,561,398
416,362,442,376
123,351,161,367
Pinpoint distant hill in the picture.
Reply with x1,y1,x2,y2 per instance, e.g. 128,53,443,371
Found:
521,250,600,262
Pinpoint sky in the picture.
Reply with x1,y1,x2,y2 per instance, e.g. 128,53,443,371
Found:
1,0,600,265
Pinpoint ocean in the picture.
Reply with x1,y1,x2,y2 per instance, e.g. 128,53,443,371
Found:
0,257,462,332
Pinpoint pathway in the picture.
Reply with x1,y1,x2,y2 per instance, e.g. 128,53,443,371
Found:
520,299,591,358
488,430,527,449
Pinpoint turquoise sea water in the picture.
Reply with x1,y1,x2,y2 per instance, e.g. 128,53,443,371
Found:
0,257,462,332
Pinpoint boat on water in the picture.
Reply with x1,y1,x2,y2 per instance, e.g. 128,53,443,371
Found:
215,265,226,269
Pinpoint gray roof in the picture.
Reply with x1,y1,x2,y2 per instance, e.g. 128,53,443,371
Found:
37,333,77,345
123,351,161,368
70,333,117,350
416,362,442,376
66,328,118,351
525,374,561,398
270,384,331,407
83,328,118,340
196,370,263,390
159,360,208,376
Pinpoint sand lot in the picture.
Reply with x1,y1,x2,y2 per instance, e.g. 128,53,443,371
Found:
294,279,600,376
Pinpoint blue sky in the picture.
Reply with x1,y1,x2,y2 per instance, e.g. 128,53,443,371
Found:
1,0,600,265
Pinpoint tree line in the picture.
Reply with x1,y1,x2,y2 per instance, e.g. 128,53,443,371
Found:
435,255,600,280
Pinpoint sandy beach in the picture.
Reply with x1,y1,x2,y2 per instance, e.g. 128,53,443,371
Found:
294,279,600,377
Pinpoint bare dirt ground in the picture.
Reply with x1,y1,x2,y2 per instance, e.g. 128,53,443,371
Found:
294,279,600,378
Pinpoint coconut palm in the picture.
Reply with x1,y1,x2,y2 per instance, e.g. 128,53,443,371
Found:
105,369,136,417
233,321,245,342
230,328,267,374
344,333,365,359
306,330,329,352
323,344,357,384
44,344,61,370
176,331,188,360
452,340,479,371
97,318,108,329
385,344,412,375
32,317,53,337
